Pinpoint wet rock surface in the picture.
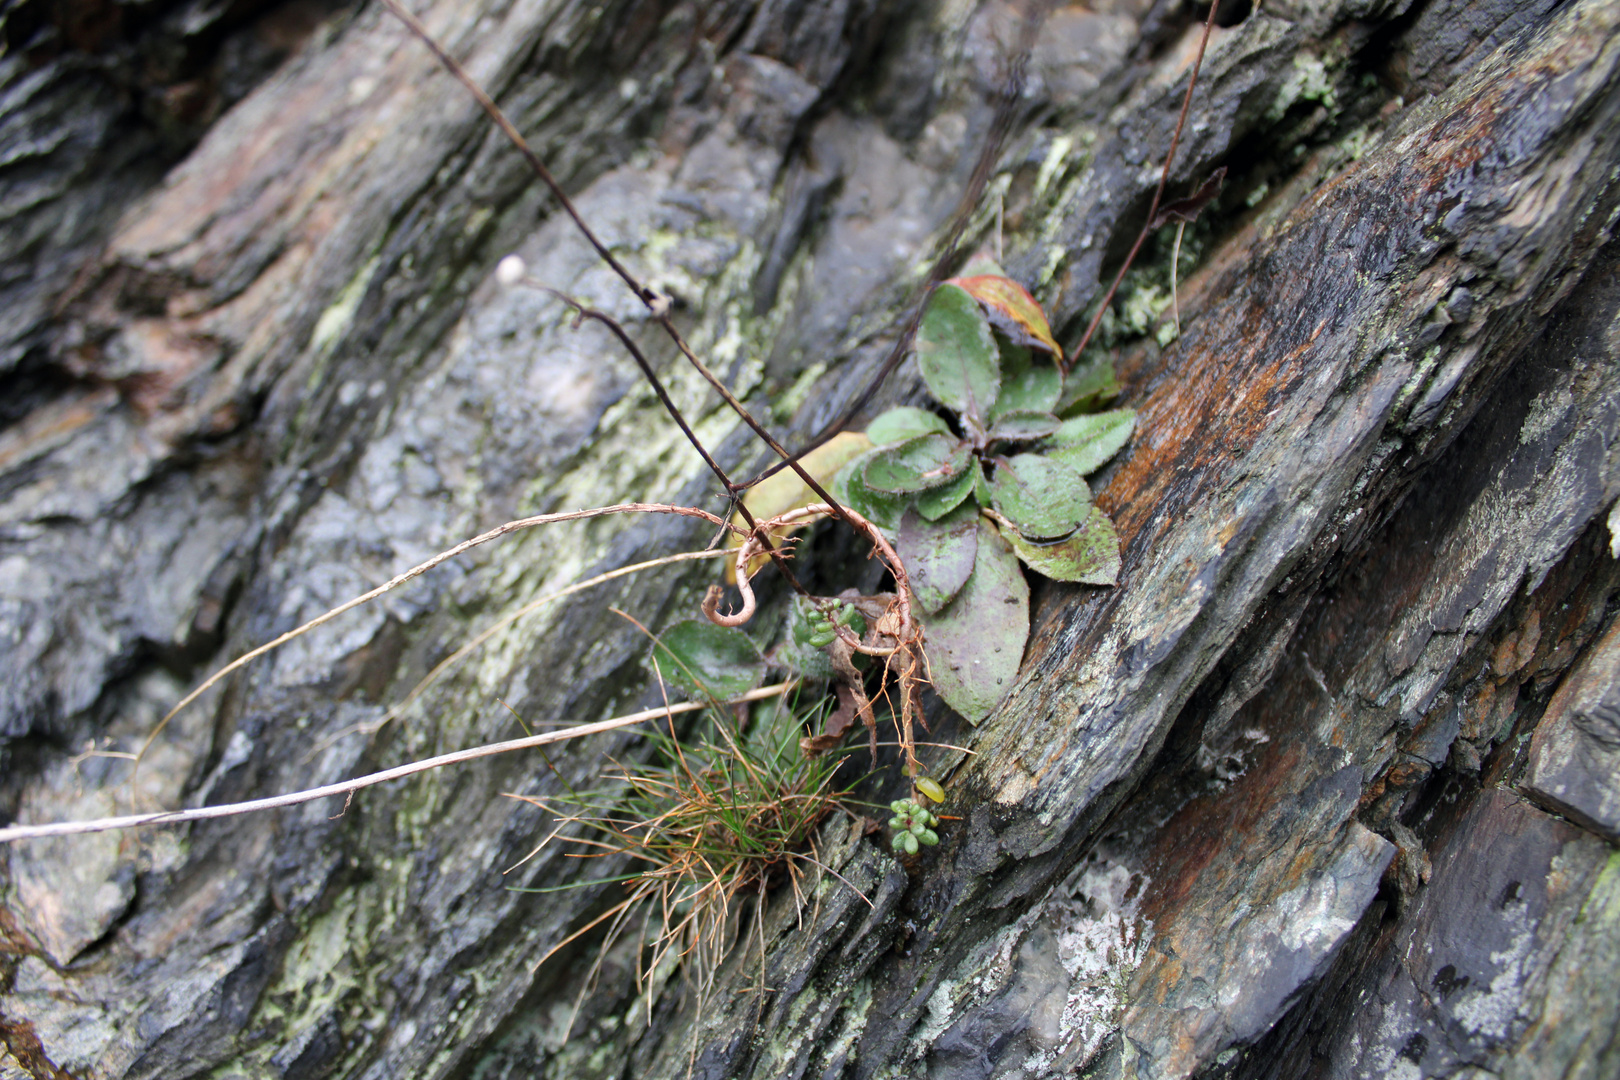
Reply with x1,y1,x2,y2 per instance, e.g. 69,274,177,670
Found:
1523,615,1620,841
2,0,1618,1078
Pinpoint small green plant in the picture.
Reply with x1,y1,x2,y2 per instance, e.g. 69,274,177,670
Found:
888,798,940,855
6,7,1240,1064
511,625,862,1014
831,254,1136,721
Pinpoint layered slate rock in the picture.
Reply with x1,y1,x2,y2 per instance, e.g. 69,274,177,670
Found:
1523,617,1620,841
2,0,1618,1078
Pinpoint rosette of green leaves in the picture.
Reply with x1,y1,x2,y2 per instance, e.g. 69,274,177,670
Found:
889,798,940,856
832,261,1135,723
773,596,866,678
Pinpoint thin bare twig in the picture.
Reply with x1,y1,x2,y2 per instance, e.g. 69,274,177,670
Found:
532,285,738,512
314,549,732,755
378,0,848,527
524,282,807,596
1064,0,1222,371
749,0,1055,490
3,684,796,843
378,0,645,304
426,553,719,716
134,502,741,771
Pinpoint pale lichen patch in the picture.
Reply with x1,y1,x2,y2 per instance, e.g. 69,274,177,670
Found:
1268,53,1338,124
1040,859,1153,1073
309,255,380,359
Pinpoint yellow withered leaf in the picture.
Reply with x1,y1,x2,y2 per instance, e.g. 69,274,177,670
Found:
726,431,873,583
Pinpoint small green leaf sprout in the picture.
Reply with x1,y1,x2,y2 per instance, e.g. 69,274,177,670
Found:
799,601,865,650
889,798,941,855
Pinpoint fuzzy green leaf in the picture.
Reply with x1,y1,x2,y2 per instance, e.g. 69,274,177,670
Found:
916,467,977,521
897,504,979,614
991,344,1062,420
988,453,1093,540
921,520,1029,723
833,450,909,532
998,507,1122,584
866,406,951,446
1057,352,1121,416
862,433,972,495
1047,408,1136,475
987,410,1061,444
653,620,764,700
916,284,1000,425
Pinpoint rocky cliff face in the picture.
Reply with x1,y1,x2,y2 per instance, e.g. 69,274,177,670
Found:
2,0,1616,1077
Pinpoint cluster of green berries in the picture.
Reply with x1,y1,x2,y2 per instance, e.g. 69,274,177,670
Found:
798,601,865,649
889,799,940,855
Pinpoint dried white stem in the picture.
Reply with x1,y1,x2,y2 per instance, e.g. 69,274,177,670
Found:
136,502,738,770
2,683,793,843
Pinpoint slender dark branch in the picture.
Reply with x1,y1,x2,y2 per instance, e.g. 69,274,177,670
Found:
655,319,847,526
535,286,808,595
379,0,649,303
746,0,1053,490
381,0,849,533
535,288,733,494
1063,0,1221,371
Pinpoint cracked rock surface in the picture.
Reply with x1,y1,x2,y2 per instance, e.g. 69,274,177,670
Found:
2,0,1617,1077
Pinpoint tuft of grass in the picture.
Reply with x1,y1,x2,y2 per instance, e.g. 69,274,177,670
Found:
506,688,867,1023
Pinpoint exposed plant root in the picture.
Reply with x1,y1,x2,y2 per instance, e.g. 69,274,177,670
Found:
705,502,932,777
710,504,914,652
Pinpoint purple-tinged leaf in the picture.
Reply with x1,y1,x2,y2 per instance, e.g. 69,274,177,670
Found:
916,284,1000,425
898,505,979,614
921,521,1029,724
